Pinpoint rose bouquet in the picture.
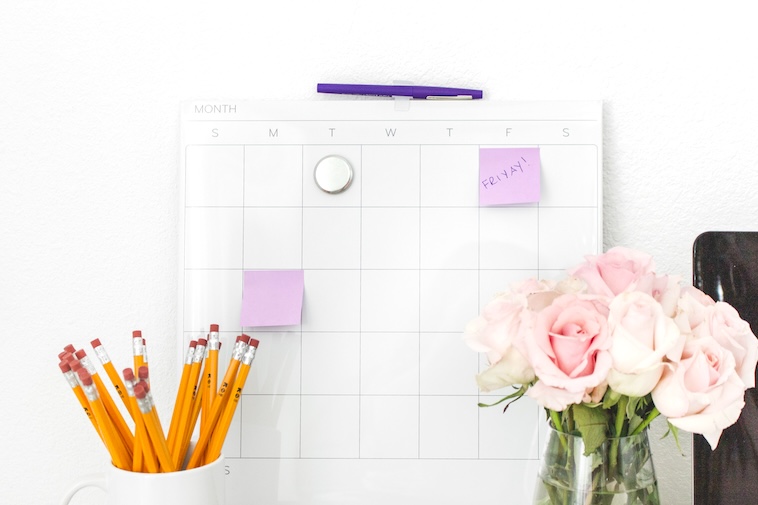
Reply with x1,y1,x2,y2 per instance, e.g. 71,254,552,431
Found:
464,247,758,504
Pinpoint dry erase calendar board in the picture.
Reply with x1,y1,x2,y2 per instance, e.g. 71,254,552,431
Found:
179,100,602,504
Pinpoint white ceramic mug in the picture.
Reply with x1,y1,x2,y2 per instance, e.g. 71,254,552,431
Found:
59,455,225,505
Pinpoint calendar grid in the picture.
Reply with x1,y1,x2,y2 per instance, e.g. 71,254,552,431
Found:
180,100,602,505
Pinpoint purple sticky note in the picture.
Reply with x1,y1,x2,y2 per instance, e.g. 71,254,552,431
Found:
479,147,541,205
241,270,304,327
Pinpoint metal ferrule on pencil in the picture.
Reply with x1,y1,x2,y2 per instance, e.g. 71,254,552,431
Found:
241,345,257,366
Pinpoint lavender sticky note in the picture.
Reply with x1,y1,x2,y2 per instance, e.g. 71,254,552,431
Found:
479,147,541,206
241,270,304,327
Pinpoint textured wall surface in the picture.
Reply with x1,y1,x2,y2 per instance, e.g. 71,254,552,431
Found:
2,2,757,504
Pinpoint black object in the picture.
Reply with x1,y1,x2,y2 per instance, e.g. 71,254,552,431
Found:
693,231,758,504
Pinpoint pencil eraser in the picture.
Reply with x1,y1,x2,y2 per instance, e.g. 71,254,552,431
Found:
91,338,102,348
58,351,71,360
64,344,76,353
240,334,251,344
133,383,146,399
198,338,207,346
77,368,93,386
138,379,149,392
123,368,134,381
210,324,219,332
75,349,87,359
132,330,142,338
70,361,82,372
59,361,71,373
138,366,149,379
249,338,260,348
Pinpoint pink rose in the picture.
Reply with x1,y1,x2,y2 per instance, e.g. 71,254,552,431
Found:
517,277,587,312
678,289,757,388
702,302,758,389
527,381,585,411
606,292,683,396
569,247,655,297
524,294,612,411
464,292,535,391
675,287,716,336
652,336,747,449
634,273,681,317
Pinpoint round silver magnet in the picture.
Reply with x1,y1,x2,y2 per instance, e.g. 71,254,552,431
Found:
314,155,353,194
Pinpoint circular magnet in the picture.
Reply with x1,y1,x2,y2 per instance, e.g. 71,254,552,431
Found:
314,155,353,194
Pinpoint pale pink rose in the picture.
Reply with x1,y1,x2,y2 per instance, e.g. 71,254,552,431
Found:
510,278,563,312
464,292,527,364
569,247,655,297
677,289,758,388
527,380,585,411
519,276,588,312
633,273,681,317
704,302,758,389
606,292,684,396
475,347,536,392
680,285,717,307
652,336,747,449
524,294,612,405
675,287,715,336
464,292,535,391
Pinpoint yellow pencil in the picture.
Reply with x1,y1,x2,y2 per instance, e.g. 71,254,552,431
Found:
177,370,205,468
77,368,131,470
132,330,145,377
134,382,176,472
59,360,100,437
170,338,206,469
91,339,135,420
122,368,158,473
137,366,165,440
75,349,134,456
202,325,220,433
167,340,197,453
205,338,259,464
186,335,250,469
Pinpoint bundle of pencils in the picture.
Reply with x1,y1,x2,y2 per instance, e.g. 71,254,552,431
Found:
57,325,259,472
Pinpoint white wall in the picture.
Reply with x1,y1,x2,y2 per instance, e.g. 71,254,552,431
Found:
2,2,756,504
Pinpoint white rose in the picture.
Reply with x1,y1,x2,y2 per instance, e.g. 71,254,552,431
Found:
606,291,683,396
464,292,535,391
476,346,535,392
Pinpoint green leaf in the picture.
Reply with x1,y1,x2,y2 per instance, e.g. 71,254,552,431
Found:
663,421,685,456
602,389,623,409
571,404,609,456
628,414,643,435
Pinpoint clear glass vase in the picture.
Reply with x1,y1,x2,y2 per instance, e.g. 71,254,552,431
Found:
533,425,660,505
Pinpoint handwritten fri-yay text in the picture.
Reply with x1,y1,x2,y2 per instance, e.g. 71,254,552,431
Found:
481,156,530,190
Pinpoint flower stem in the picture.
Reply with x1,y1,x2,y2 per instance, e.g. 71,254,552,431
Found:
549,409,563,432
549,409,568,452
631,407,660,436
610,396,627,484
615,396,628,437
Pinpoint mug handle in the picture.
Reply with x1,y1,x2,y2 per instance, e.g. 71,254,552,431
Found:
59,473,107,505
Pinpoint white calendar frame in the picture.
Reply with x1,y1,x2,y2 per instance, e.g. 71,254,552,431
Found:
179,99,602,504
